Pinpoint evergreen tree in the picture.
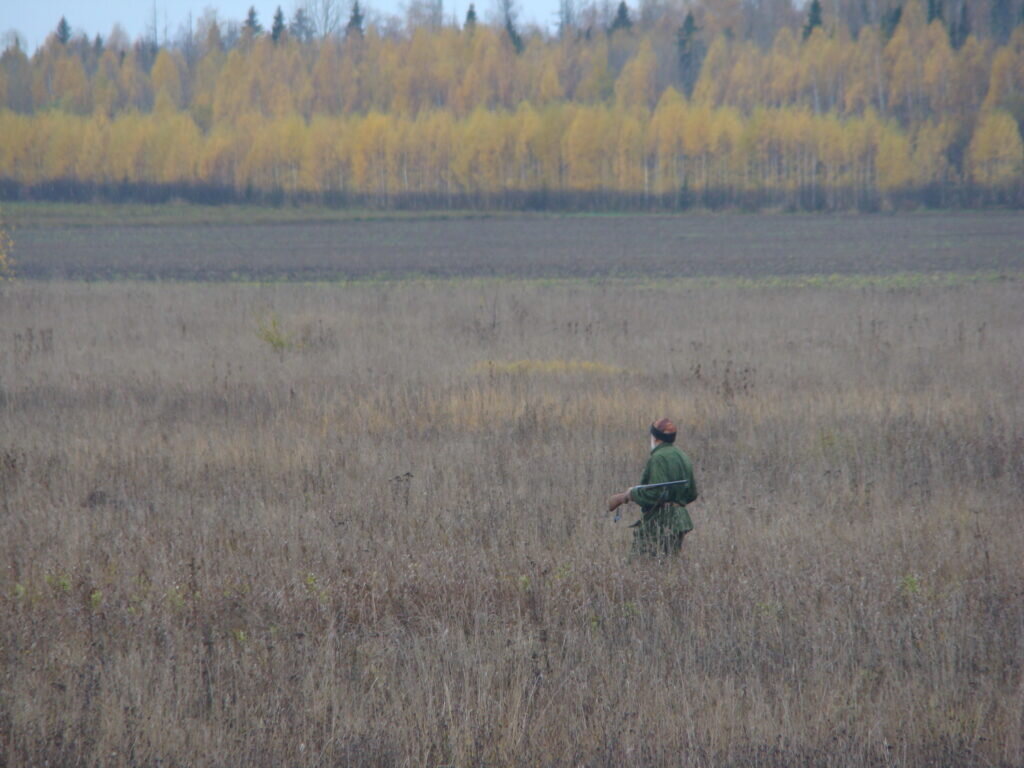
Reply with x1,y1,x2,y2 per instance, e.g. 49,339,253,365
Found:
610,1,632,33
346,1,364,38
675,11,704,99
926,0,943,23
802,0,823,41
991,0,1013,42
881,6,903,41
244,6,263,35
464,3,477,30
271,7,286,43
558,0,575,37
56,16,71,45
505,14,524,52
949,2,969,48
289,8,315,43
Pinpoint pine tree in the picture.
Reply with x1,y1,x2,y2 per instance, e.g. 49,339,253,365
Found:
991,0,1013,42
56,17,71,45
949,2,969,48
289,8,315,43
271,7,286,43
881,7,903,42
610,1,632,34
558,0,575,36
505,14,524,53
346,1,364,38
927,0,943,23
802,0,823,41
245,7,263,35
465,4,477,30
676,11,704,98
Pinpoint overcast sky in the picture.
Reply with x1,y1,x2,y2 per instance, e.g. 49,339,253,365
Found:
7,0,565,52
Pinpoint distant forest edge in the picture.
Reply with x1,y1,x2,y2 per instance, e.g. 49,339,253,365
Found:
2,0,1024,210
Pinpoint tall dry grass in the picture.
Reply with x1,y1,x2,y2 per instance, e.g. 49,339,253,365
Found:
0,278,1022,767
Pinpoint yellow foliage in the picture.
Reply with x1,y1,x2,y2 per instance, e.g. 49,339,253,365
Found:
118,51,151,111
537,59,564,105
922,21,954,114
876,126,913,191
614,39,656,110
574,38,613,104
911,120,953,186
692,36,730,106
76,114,111,182
0,19,1021,204
151,50,184,111
302,115,349,194
563,105,609,191
649,88,688,195
53,56,91,113
967,110,1024,186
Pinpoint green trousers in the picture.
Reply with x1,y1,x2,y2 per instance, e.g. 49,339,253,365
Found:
631,519,689,556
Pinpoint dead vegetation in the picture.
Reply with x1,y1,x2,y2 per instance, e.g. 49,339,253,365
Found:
0,278,1021,767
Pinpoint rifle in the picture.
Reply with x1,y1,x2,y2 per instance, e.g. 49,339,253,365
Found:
612,479,689,522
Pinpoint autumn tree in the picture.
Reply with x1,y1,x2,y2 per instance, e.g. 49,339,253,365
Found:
405,0,445,30
983,30,1024,112
648,87,687,197
692,35,730,106
911,118,954,189
1,3,1023,209
614,37,656,109
52,55,91,113
922,19,955,114
151,49,184,112
309,0,344,39
967,108,1024,186
885,0,929,121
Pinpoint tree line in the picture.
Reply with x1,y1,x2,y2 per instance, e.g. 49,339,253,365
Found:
1,0,1023,210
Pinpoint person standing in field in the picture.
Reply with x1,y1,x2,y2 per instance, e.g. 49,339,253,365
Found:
607,418,699,556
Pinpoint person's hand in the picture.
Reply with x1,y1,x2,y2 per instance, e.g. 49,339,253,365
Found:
607,491,631,512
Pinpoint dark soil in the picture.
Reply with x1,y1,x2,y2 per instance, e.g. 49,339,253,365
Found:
13,211,1024,281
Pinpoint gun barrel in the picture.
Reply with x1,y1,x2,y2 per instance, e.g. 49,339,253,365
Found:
632,479,689,491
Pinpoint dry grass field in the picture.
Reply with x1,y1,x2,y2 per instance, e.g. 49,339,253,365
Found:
1,269,1022,765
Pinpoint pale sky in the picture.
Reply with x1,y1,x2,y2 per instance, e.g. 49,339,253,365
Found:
5,0,566,52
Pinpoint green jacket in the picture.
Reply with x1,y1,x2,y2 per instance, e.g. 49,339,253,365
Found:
628,443,698,533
